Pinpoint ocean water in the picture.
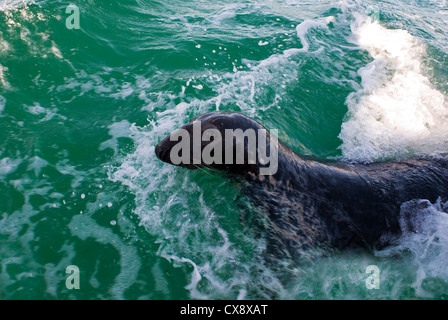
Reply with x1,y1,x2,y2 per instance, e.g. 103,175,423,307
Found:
1,0,448,300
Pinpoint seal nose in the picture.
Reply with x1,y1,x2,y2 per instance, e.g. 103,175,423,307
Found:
155,139,171,164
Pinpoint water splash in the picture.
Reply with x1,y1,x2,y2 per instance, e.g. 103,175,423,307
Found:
339,3,448,161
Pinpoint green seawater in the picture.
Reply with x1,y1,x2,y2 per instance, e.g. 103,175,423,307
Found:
1,0,448,300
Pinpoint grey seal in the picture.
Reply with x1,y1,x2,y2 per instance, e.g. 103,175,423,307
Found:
155,111,448,260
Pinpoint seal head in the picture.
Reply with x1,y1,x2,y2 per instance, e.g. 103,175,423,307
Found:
155,111,278,176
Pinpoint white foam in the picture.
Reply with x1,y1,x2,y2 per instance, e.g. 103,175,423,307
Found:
295,16,334,52
99,120,134,153
28,156,48,176
375,199,448,298
0,96,6,115
26,102,66,122
69,214,141,300
50,41,63,59
0,0,35,11
110,83,134,100
43,243,76,297
201,47,304,116
208,4,242,24
0,64,11,89
339,13,448,161
0,157,22,177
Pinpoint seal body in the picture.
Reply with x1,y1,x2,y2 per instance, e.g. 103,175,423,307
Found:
155,111,448,260
245,146,448,259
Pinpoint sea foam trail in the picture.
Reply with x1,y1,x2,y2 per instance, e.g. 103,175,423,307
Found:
339,9,448,161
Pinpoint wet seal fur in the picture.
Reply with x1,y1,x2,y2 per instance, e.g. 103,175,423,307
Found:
155,111,448,261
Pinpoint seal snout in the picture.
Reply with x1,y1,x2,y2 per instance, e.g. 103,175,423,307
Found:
154,116,219,166
155,137,174,164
